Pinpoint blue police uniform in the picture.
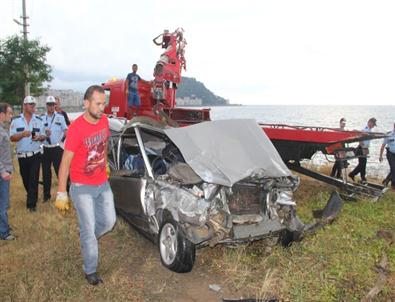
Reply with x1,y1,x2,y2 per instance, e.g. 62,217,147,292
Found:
360,126,372,148
10,113,45,154
41,112,68,201
10,113,45,210
383,130,395,153
383,130,395,188
42,112,67,147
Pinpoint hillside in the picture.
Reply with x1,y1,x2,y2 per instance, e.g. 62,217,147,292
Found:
177,77,229,106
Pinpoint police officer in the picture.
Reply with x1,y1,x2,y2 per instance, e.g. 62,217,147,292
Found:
42,96,68,202
10,96,46,212
379,122,395,190
348,117,377,183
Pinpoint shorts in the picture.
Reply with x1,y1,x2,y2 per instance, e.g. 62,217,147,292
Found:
128,91,140,107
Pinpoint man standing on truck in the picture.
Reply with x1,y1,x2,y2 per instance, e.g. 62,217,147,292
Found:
125,64,146,117
56,85,116,286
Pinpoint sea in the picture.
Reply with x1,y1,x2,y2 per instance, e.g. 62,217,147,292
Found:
71,105,395,179
209,105,395,179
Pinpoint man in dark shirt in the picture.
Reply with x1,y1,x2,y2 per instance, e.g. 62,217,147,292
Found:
330,117,347,178
55,97,71,126
125,64,146,117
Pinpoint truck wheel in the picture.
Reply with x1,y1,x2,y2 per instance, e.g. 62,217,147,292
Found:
158,218,195,273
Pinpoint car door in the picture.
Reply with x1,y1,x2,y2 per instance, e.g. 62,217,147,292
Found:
109,126,151,233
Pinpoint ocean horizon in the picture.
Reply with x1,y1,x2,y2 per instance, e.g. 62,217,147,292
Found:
71,105,395,179
207,105,394,179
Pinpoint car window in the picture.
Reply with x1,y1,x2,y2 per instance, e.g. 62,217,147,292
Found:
119,133,144,175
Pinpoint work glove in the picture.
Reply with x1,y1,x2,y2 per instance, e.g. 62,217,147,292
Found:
55,192,71,213
106,164,111,178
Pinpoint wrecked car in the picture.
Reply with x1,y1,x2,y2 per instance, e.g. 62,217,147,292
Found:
107,118,340,273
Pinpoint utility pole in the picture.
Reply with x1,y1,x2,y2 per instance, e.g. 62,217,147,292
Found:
13,0,30,96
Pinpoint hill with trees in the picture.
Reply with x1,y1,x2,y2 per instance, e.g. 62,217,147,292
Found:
177,77,229,106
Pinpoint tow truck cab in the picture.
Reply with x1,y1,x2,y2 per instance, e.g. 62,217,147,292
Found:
102,79,211,126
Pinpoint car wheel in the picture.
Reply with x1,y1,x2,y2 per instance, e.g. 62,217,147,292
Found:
158,218,196,273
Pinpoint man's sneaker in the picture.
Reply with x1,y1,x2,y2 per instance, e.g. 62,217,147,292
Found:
348,173,355,182
43,196,51,203
1,234,15,241
28,207,36,212
85,272,103,286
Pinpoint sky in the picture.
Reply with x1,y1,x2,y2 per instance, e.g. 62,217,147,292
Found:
1,0,395,105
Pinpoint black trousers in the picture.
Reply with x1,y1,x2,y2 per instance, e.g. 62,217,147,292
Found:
331,159,348,178
350,146,367,181
331,161,341,178
42,146,63,199
18,153,42,209
387,149,395,188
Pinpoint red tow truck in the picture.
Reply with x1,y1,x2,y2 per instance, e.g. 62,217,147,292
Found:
103,28,210,125
102,28,387,199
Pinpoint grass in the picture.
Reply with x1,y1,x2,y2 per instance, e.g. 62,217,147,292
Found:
0,161,394,301
200,180,395,301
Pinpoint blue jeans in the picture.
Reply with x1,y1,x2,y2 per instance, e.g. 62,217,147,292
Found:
0,178,10,239
70,181,116,274
128,91,140,107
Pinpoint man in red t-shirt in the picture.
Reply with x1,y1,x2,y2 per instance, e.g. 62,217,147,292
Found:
56,85,116,286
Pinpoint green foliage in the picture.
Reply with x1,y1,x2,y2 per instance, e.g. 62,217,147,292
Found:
0,35,52,105
178,76,228,106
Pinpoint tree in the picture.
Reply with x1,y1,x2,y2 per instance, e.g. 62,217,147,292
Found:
0,35,52,105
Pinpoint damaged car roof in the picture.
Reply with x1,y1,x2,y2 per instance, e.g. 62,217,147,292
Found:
162,119,292,186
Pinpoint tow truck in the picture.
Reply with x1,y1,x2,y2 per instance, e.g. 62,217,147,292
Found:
103,28,387,200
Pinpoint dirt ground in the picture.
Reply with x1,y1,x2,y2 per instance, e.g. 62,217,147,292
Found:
100,225,245,302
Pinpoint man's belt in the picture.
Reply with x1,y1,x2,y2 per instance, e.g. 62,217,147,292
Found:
16,150,42,158
44,143,61,148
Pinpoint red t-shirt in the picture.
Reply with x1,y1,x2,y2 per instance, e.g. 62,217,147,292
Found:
65,114,110,185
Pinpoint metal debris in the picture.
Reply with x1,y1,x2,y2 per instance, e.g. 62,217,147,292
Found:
208,284,221,292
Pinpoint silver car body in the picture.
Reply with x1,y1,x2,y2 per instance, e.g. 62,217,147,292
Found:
108,118,304,246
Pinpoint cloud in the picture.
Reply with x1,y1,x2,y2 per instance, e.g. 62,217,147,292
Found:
1,0,395,105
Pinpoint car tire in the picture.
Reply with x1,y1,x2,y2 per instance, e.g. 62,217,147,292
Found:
158,218,196,273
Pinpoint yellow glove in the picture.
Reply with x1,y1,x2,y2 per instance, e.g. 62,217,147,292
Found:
55,192,71,212
106,164,110,178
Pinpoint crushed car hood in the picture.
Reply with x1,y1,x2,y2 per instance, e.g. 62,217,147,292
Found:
164,119,292,186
